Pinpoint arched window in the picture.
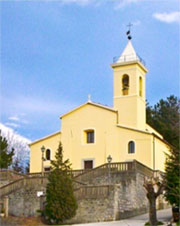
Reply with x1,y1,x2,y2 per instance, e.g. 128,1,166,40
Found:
122,74,129,95
46,149,51,160
128,141,135,154
139,77,142,97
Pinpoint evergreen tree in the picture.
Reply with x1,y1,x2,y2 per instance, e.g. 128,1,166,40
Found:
146,96,180,218
164,148,180,207
146,95,179,149
45,142,78,224
0,131,14,169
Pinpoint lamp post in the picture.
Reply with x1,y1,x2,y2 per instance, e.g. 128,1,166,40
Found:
107,155,112,184
41,145,45,177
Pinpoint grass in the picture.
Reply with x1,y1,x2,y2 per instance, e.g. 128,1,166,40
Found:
0,216,47,225
145,221,164,225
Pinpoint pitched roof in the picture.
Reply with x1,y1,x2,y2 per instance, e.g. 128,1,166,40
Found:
29,131,61,146
117,40,139,63
117,124,172,148
60,101,117,119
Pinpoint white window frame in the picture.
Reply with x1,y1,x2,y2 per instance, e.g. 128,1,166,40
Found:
81,158,95,169
81,128,96,145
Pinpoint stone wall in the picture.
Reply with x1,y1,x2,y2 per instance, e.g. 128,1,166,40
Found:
115,173,148,219
7,178,47,217
0,170,25,188
68,172,149,223
1,162,168,222
70,185,116,223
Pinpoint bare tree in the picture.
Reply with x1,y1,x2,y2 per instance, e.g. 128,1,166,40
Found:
1,129,30,172
144,176,164,226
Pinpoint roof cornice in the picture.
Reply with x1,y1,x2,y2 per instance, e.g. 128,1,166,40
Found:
29,131,61,146
60,101,117,119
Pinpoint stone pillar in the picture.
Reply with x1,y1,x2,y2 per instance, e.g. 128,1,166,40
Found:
3,196,9,217
40,195,45,211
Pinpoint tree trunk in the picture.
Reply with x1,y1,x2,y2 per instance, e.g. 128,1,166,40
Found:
149,196,158,226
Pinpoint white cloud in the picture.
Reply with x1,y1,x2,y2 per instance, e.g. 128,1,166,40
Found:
0,123,31,166
61,0,94,6
153,11,180,23
2,95,77,117
61,0,144,8
21,120,29,125
5,122,20,128
0,123,31,144
8,116,20,121
114,0,141,9
132,20,141,26
8,115,29,125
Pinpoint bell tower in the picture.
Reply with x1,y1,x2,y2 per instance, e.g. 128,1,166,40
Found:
111,40,148,130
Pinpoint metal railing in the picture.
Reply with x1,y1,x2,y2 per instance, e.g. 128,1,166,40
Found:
113,54,146,66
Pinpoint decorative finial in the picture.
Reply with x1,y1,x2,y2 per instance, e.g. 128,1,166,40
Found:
126,23,133,40
88,94,92,102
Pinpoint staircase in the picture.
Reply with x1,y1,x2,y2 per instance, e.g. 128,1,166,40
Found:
74,160,154,184
0,160,154,198
0,177,47,198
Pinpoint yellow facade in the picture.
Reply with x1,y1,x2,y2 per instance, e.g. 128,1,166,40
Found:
112,62,147,130
29,40,170,173
30,132,61,173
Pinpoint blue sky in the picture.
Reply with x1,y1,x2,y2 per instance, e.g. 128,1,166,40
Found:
1,0,180,141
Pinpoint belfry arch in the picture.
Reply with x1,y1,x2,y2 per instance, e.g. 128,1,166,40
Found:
139,76,142,97
122,74,129,95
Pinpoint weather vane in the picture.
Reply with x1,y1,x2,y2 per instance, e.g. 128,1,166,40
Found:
126,23,133,40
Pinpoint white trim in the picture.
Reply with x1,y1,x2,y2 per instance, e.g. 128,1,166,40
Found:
114,95,145,102
111,60,148,73
81,158,96,169
117,124,151,135
81,128,96,145
44,166,51,171
29,131,61,146
60,102,116,119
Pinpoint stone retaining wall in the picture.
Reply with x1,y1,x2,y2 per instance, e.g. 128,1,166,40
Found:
68,172,149,223
8,182,46,217
2,162,168,222
0,170,25,188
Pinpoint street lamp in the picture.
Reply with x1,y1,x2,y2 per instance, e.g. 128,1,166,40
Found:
107,155,112,184
107,155,112,164
41,145,45,177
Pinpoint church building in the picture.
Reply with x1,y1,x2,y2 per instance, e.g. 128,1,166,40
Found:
29,38,170,173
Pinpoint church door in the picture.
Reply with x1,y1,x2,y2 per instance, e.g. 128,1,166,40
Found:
84,160,93,170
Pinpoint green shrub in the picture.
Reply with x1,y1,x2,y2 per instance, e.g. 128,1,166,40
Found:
44,142,78,224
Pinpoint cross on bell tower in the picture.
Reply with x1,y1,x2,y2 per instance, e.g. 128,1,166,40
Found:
126,23,133,40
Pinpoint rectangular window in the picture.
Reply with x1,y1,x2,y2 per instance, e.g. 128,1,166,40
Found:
84,160,93,170
87,131,94,143
44,167,51,172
